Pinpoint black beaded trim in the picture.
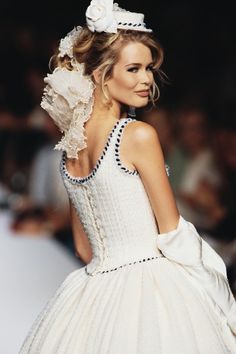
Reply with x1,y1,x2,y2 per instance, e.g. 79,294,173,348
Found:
99,255,163,274
60,118,127,185
118,22,143,27
115,118,139,176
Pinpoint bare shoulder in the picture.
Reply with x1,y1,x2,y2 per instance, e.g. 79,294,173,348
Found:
125,119,158,141
124,119,163,163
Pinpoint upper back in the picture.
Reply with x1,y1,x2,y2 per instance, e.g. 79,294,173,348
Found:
61,117,138,182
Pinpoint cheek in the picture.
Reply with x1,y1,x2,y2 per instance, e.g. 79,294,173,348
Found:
107,74,138,101
112,75,137,91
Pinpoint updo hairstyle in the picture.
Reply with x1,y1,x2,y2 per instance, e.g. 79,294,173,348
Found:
51,27,164,103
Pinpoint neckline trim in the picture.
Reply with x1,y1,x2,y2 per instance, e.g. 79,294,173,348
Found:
60,117,131,184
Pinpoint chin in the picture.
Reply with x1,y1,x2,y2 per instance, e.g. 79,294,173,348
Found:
128,98,148,108
135,101,149,108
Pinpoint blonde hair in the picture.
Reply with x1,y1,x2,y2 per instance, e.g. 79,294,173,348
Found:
51,27,164,104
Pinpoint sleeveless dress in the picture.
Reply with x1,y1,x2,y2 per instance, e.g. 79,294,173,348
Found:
20,117,236,353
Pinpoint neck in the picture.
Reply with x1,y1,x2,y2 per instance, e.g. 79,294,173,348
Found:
90,87,122,122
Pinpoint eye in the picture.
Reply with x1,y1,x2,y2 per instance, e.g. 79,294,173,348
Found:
127,67,139,73
147,64,154,72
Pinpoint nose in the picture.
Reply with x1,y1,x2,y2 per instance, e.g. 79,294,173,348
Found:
140,69,152,86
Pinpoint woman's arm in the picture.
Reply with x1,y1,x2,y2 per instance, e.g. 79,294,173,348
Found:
124,121,236,336
69,199,93,264
127,120,180,234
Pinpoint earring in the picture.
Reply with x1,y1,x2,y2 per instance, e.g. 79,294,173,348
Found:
128,106,136,118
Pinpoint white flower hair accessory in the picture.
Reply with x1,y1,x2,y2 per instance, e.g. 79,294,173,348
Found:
86,0,117,33
86,0,152,33
40,64,95,159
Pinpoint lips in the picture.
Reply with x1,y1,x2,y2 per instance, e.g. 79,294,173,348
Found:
135,90,149,97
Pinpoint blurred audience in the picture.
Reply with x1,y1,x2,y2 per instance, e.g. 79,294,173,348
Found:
28,114,74,254
208,118,236,239
173,105,222,229
0,96,73,257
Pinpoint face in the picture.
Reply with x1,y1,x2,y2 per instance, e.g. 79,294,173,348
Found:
106,42,154,108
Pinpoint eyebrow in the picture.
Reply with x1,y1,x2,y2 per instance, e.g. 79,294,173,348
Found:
125,62,154,67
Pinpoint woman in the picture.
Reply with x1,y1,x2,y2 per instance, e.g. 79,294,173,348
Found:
20,1,236,353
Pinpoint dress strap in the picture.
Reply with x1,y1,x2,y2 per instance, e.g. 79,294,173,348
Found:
111,117,139,176
111,117,170,177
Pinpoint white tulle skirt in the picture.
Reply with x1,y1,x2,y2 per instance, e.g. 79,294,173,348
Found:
19,216,236,353
19,258,235,353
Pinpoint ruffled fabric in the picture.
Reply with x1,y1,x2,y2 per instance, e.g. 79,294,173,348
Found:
40,65,95,159
58,26,82,59
156,215,236,339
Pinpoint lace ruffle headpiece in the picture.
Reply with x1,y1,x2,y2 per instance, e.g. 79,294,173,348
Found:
40,26,95,159
40,0,152,159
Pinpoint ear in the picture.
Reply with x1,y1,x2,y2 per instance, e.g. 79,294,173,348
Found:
92,68,102,85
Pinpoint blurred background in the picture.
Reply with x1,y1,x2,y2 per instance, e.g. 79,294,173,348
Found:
0,0,236,352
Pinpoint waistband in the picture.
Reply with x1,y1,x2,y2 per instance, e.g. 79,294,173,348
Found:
85,253,165,276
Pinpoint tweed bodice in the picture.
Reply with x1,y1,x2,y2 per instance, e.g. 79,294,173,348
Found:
60,117,169,276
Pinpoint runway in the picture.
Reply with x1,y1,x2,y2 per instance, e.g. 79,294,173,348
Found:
0,211,82,354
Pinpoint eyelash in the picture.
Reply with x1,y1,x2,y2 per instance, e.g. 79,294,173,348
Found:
127,66,154,73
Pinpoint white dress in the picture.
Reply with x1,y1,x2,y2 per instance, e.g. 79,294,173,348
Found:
20,117,236,353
